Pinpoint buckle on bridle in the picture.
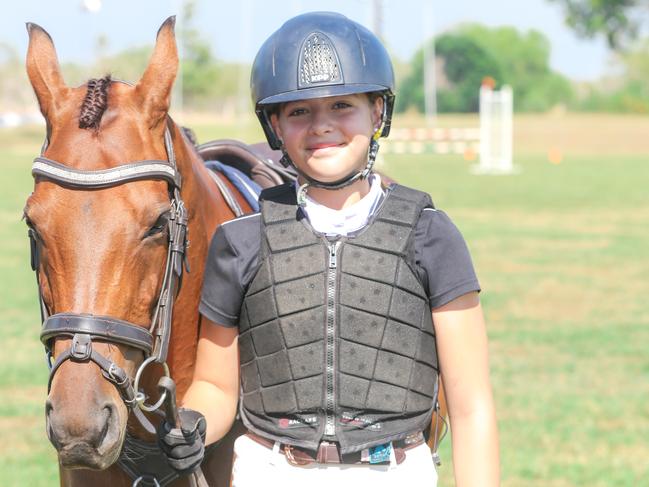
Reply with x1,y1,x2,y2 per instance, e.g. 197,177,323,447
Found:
70,333,92,361
133,475,161,487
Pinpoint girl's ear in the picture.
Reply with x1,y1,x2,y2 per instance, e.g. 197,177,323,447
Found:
270,112,282,143
371,96,385,130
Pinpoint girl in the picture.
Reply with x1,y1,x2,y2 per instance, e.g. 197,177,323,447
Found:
159,11,500,487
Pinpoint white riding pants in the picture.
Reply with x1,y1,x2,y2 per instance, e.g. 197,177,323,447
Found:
230,434,438,487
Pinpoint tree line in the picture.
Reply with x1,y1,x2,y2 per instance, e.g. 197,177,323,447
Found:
1,1,647,115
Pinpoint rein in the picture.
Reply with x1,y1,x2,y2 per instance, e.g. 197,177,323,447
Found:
28,122,189,434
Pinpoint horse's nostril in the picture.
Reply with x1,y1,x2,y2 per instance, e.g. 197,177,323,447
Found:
92,403,112,447
45,400,60,447
103,403,113,420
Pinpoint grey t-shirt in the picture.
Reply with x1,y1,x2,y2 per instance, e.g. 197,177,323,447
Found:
199,200,480,328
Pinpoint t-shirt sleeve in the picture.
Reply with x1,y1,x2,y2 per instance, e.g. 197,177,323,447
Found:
199,216,261,328
414,208,481,309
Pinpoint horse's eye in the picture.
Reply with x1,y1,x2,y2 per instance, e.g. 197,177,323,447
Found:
23,213,41,240
144,212,170,238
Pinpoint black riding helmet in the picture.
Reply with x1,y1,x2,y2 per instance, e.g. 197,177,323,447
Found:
251,11,395,192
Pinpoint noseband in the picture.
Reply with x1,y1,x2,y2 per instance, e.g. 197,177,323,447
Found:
29,122,188,432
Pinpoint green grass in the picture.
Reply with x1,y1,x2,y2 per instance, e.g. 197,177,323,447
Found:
381,149,649,486
0,131,59,485
1,115,648,486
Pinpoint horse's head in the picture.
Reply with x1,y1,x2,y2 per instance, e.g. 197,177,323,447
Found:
24,18,183,469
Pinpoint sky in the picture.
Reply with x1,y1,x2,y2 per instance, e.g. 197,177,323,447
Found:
1,0,615,82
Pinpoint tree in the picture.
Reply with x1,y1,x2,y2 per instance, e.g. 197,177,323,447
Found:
0,42,37,109
396,25,573,113
178,0,221,106
397,33,503,113
575,38,649,112
457,24,574,111
549,0,648,49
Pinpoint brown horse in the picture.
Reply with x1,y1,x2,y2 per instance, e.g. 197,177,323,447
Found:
24,17,248,486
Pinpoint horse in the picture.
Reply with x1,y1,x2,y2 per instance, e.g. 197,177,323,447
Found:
24,17,254,487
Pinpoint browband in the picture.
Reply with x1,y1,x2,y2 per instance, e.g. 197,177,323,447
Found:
32,157,182,189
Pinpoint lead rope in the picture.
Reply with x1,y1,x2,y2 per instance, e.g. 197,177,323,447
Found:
190,469,209,487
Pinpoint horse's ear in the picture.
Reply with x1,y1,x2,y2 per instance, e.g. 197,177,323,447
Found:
136,16,178,122
25,22,69,119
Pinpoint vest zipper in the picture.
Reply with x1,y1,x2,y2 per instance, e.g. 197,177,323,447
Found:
324,241,340,438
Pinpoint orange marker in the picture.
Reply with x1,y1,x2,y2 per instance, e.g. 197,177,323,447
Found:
548,147,563,165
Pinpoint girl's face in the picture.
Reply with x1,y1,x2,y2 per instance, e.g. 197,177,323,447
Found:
271,94,383,183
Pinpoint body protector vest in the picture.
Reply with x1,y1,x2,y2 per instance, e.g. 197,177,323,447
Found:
238,183,439,454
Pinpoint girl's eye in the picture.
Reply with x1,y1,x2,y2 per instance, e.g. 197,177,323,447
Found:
287,107,307,117
333,101,352,110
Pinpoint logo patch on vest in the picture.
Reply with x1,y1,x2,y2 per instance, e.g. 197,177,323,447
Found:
361,443,392,464
340,412,382,430
277,415,319,429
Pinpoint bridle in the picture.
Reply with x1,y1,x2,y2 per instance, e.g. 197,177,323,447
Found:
28,121,188,433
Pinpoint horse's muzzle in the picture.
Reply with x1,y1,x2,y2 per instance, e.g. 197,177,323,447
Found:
46,400,124,469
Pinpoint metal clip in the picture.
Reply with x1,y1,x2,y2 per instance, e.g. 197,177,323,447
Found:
432,451,442,467
70,334,92,361
132,475,160,487
107,363,128,386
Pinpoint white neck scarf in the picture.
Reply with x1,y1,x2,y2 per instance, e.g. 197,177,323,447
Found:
299,174,384,236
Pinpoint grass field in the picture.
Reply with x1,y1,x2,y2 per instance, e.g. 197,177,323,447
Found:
1,113,648,486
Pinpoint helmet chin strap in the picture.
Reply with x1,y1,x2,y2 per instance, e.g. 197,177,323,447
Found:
283,129,382,207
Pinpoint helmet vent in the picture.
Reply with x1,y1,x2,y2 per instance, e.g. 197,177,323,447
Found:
298,32,343,88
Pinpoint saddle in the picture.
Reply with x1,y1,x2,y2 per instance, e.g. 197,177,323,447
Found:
196,138,297,189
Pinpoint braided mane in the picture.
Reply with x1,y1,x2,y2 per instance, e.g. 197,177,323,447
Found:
79,75,111,130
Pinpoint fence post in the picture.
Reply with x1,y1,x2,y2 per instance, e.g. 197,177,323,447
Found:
474,84,516,174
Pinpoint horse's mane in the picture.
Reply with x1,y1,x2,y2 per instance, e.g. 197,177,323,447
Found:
79,75,111,130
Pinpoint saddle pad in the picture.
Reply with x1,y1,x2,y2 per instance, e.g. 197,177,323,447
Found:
205,160,262,211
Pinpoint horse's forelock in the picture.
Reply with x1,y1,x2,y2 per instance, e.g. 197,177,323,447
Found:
79,75,112,130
